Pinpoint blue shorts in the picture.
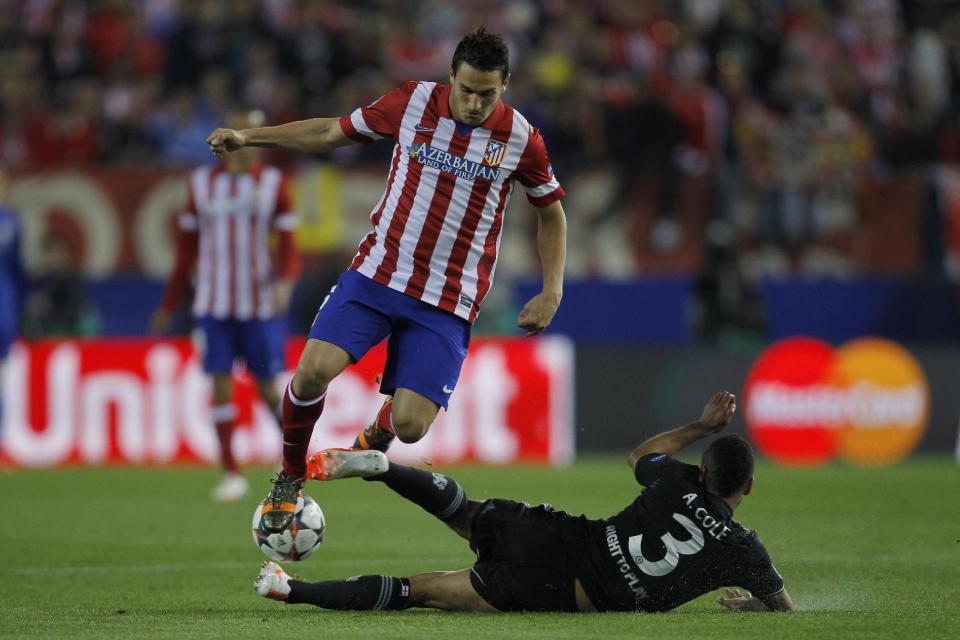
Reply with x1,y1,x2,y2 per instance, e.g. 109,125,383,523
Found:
194,316,286,379
308,270,471,409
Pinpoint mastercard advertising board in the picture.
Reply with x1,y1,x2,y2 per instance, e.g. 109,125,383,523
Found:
743,337,929,466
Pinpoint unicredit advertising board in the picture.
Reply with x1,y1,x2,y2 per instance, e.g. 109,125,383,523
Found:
0,336,574,467
743,337,929,466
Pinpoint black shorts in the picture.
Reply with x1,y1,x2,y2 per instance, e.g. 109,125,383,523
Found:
468,499,579,612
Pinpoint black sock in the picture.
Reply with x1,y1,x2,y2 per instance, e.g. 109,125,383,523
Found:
288,575,412,610
366,463,467,522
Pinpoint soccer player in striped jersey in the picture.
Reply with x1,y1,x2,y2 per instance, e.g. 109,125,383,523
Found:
208,28,568,532
153,110,300,502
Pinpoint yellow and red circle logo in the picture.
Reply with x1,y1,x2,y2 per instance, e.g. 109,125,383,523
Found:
743,337,929,466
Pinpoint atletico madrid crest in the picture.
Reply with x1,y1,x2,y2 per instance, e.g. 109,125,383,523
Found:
482,140,508,167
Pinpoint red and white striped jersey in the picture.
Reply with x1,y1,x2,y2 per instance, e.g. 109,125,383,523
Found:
339,81,565,322
164,164,298,320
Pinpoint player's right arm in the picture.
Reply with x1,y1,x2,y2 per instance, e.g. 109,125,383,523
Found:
208,82,417,158
150,224,198,335
207,117,355,158
628,391,737,470
717,587,795,612
151,182,201,335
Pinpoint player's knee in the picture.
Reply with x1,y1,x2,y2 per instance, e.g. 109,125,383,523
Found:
390,413,431,443
292,363,334,398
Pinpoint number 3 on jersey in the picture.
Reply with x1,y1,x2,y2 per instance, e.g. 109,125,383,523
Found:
628,513,704,577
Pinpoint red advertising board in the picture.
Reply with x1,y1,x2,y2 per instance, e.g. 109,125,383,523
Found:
0,337,574,467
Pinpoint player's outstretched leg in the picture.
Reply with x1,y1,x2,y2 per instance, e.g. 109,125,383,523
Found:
254,560,413,610
253,562,494,612
254,561,292,602
308,448,389,480
308,449,474,537
352,396,396,452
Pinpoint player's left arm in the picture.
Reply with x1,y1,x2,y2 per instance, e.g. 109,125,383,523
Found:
515,126,567,337
628,391,737,470
518,199,566,336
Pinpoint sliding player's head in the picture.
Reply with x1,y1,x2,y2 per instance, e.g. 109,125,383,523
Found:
449,27,510,126
701,435,755,506
225,109,265,170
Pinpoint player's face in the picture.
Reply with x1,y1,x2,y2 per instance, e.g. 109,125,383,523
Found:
449,62,508,126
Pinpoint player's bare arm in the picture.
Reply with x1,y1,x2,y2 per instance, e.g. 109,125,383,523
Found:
518,200,566,336
717,588,795,612
628,391,737,469
206,117,355,158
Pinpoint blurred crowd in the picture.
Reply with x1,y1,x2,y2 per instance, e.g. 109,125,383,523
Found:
2,0,960,339
3,1,959,168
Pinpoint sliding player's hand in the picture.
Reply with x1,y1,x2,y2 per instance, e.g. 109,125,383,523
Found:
699,391,736,433
206,128,246,158
716,588,761,611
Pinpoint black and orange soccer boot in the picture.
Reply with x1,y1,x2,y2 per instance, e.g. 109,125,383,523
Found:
352,397,395,453
259,471,304,533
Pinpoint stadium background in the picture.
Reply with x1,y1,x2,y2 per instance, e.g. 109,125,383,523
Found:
2,2,960,639
3,0,959,463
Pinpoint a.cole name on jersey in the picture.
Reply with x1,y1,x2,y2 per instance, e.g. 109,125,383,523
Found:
407,141,505,182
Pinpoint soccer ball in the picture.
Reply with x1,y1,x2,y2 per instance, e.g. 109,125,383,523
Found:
252,494,326,562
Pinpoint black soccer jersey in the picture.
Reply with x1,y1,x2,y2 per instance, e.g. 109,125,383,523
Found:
564,453,784,612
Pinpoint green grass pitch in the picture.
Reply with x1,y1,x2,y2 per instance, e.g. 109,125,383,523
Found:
1,457,958,639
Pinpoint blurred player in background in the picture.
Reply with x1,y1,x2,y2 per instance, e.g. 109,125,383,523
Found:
0,167,26,432
152,110,300,502
255,392,794,613
207,28,567,531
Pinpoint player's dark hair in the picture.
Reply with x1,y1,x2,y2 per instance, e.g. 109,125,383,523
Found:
701,435,755,498
451,27,509,80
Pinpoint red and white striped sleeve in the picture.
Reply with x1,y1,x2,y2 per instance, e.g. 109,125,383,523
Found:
514,126,565,207
338,81,419,144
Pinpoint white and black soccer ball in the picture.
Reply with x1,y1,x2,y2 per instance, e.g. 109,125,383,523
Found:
252,494,326,562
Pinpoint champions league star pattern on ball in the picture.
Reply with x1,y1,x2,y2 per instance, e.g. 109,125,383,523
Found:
253,494,326,562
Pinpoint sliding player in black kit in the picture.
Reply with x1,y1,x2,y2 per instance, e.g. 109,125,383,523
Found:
254,391,795,613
